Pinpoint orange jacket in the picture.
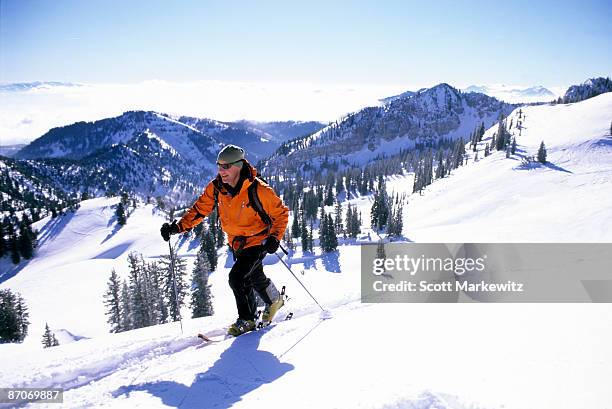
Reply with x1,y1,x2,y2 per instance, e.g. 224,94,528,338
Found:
177,161,289,251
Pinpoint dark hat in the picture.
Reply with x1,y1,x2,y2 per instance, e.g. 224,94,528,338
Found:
217,144,245,166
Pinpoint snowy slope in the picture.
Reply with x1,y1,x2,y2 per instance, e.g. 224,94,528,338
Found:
1,94,612,408
2,287,611,408
0,198,173,341
398,92,612,242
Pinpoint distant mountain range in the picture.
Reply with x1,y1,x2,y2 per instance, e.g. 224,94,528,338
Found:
3,77,609,215
0,81,82,92
3,112,325,209
462,84,557,103
0,144,26,157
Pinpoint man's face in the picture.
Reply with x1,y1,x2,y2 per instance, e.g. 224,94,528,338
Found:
218,160,242,186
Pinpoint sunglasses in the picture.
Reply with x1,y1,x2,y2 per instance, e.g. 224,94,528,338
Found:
217,160,241,170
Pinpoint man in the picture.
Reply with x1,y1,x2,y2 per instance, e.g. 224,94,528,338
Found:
160,144,289,336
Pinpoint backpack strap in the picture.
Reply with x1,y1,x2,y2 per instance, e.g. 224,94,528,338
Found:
248,178,272,231
212,178,222,217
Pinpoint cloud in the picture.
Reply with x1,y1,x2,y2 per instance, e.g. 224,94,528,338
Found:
0,80,411,145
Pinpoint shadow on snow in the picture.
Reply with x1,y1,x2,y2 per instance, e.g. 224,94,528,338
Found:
112,330,294,408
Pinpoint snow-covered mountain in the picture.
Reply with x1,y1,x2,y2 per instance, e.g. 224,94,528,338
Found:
561,76,612,103
7,112,324,206
9,111,219,204
0,156,78,214
227,119,327,144
1,92,611,408
462,84,558,103
378,88,424,104
176,117,325,162
0,144,26,157
0,81,82,92
15,111,220,162
263,83,516,174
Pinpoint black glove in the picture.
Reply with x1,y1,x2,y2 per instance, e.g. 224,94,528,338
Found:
160,220,180,242
263,235,280,254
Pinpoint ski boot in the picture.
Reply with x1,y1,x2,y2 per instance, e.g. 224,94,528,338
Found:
261,286,286,325
227,318,256,337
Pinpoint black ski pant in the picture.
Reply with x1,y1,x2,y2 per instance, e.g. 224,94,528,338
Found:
228,245,274,321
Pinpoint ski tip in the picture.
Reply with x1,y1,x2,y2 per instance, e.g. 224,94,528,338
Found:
319,310,333,320
197,333,213,342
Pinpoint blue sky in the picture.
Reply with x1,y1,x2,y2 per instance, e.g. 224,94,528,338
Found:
1,0,611,87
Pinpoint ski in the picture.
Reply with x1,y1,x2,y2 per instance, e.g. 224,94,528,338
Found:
198,287,292,342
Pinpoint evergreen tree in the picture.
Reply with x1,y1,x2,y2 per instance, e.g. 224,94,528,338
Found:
119,280,132,331
322,214,338,252
300,211,309,252
41,323,56,348
371,176,390,231
345,203,354,238
477,122,485,142
0,222,6,258
537,141,547,163
318,207,327,248
15,295,29,341
160,247,188,322
435,151,445,179
0,289,29,343
18,220,35,260
376,239,386,260
307,221,314,253
127,253,150,329
387,200,404,238
511,137,517,155
345,203,362,239
335,175,345,198
116,202,127,226
496,116,509,151
199,227,218,272
484,144,490,157
334,200,343,236
10,234,20,264
191,250,214,318
103,269,122,333
413,162,423,194
291,209,301,239
324,184,334,206
147,260,168,324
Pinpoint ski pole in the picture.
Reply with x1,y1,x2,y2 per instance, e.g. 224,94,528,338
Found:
168,239,183,334
275,245,326,312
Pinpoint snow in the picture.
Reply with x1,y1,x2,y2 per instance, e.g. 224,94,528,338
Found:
399,92,612,242
1,94,612,408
